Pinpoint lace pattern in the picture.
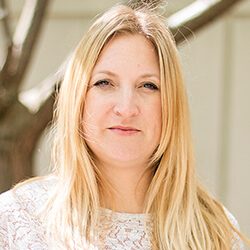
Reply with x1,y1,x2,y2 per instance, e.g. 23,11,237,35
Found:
0,177,245,249
98,208,153,249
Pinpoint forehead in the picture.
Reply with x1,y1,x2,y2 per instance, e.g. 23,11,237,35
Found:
92,34,160,77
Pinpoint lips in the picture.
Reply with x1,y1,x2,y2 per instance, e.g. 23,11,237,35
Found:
108,126,141,135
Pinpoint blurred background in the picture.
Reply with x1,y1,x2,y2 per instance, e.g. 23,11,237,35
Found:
0,0,249,240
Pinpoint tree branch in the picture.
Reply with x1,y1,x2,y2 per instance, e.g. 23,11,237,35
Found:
19,59,67,114
168,0,244,44
11,0,50,81
0,0,50,116
0,0,12,48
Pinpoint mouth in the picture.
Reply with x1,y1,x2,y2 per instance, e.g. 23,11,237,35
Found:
108,126,141,135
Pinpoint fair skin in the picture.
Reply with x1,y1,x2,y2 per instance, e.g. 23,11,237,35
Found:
83,34,162,213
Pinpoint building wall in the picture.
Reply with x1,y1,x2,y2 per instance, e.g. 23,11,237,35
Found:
178,1,250,237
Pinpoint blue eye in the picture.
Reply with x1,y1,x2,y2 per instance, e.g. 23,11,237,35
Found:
93,79,111,87
143,82,159,90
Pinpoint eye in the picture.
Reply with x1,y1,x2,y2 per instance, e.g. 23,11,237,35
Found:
93,79,111,87
142,82,159,91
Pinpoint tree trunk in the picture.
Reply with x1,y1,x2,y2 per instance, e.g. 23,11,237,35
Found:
0,96,54,193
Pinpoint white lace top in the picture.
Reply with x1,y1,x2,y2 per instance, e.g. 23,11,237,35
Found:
0,177,244,249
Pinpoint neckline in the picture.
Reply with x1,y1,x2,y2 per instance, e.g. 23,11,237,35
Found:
99,207,152,220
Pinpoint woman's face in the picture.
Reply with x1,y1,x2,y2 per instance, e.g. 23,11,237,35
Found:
83,34,162,168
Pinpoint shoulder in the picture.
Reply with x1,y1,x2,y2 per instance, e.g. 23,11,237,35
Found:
13,175,57,214
0,175,57,249
0,175,57,218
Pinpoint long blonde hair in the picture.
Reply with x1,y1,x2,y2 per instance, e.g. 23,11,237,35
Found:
44,3,248,249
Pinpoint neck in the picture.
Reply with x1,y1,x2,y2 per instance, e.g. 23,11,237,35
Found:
98,162,152,213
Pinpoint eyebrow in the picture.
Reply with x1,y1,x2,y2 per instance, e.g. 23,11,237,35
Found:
93,70,160,80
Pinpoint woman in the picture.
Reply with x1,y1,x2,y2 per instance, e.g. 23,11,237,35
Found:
0,2,248,249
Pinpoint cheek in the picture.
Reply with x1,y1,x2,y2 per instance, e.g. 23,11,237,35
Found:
83,93,110,133
142,98,162,146
149,98,162,130
152,100,162,144
83,94,98,135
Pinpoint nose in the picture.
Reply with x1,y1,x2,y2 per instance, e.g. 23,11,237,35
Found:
113,87,139,118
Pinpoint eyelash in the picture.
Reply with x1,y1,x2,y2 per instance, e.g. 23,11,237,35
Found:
93,80,159,91
142,82,159,90
93,79,111,87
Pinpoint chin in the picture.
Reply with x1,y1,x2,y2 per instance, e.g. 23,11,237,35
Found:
103,151,150,167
